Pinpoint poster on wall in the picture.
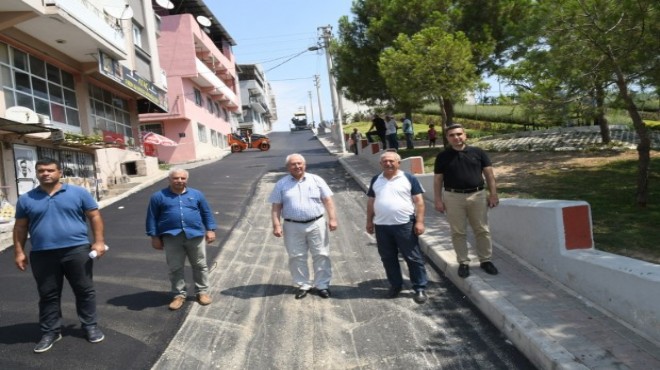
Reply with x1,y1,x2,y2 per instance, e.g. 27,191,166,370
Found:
13,144,39,195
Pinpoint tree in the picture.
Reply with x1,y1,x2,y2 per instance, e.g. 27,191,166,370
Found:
333,0,535,124
333,0,450,109
537,0,659,206
379,28,479,136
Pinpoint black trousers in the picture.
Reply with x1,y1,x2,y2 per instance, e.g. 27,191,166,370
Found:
366,130,387,149
30,245,97,334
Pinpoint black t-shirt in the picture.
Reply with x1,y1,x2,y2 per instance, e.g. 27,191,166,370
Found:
434,146,492,189
372,117,386,132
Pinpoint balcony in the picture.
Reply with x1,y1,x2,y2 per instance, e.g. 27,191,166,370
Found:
249,96,268,114
192,57,239,109
0,0,127,62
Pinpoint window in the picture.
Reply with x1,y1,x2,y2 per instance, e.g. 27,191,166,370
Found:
0,42,80,128
210,129,218,146
197,123,207,143
89,84,132,138
132,22,143,49
207,97,214,113
193,88,202,106
140,123,163,135
214,102,220,117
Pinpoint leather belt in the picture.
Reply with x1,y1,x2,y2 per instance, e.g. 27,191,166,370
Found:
444,186,484,194
284,215,323,223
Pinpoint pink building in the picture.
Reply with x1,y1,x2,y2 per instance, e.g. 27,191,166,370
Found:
139,7,240,164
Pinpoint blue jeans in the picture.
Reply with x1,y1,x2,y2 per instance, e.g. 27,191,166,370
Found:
387,134,399,150
30,245,97,334
374,222,428,291
405,133,414,149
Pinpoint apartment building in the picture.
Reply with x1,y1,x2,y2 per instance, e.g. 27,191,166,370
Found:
238,64,275,135
139,0,240,164
0,0,167,205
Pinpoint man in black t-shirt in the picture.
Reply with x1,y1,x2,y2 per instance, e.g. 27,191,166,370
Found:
365,114,387,149
433,124,500,278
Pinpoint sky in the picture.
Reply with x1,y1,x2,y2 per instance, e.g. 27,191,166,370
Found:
207,1,355,132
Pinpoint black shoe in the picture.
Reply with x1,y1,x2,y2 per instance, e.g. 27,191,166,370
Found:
34,333,62,353
318,289,331,299
413,290,428,304
85,325,105,343
480,261,499,275
386,286,402,298
458,264,470,278
295,288,309,299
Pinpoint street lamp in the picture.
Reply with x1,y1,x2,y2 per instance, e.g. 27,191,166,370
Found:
266,46,321,72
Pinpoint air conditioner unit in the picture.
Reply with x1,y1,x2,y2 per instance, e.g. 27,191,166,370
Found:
37,114,52,126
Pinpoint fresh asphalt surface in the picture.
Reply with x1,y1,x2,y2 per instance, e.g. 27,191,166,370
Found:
0,131,534,369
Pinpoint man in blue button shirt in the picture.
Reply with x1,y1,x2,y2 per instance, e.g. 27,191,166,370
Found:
146,168,217,310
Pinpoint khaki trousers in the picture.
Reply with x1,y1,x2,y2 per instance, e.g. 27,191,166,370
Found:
443,190,493,264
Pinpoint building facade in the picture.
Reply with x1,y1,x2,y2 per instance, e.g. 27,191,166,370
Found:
139,0,240,164
0,0,167,207
237,64,275,135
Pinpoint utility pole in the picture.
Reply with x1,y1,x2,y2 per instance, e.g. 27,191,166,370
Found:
308,91,315,127
318,25,346,153
314,75,324,123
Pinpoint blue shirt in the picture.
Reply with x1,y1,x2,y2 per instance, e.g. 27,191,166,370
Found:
145,187,217,239
268,173,333,220
15,184,98,251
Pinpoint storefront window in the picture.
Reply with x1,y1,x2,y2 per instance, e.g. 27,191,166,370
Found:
0,42,80,128
89,84,132,138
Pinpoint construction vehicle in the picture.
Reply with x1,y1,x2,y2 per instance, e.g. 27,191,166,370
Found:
290,111,312,131
227,133,270,153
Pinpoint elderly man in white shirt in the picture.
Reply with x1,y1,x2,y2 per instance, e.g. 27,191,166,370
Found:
269,153,338,299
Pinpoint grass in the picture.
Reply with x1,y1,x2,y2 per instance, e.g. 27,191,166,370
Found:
397,147,660,264
501,157,660,263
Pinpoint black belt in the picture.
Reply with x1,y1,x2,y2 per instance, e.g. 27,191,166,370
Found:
284,215,323,223
444,186,484,194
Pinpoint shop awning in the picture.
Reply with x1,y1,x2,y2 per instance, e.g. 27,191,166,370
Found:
0,117,60,135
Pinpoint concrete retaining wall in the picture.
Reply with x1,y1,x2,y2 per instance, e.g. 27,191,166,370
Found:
490,199,660,343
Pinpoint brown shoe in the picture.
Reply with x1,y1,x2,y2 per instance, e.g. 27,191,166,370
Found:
168,296,186,310
197,293,212,306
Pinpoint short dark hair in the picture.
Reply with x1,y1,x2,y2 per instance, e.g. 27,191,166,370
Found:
446,124,464,131
35,157,61,170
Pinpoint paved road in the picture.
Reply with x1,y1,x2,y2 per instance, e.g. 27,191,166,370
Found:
0,131,533,369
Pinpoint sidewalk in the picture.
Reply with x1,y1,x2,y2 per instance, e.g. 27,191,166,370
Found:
317,133,660,370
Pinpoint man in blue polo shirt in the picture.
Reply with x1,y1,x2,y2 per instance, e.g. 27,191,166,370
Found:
433,124,500,278
13,158,107,353
366,151,429,304
146,168,217,311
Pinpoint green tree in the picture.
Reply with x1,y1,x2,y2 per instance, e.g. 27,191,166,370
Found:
511,0,659,206
379,28,479,134
333,0,449,109
334,0,534,124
